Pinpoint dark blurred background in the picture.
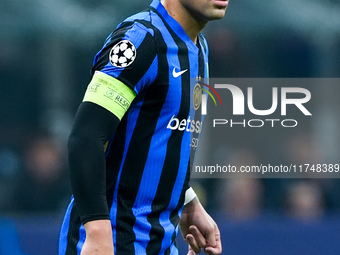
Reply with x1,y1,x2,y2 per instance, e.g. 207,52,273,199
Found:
1,0,340,254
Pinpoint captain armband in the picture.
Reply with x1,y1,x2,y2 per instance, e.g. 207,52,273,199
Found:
83,71,136,120
184,187,197,206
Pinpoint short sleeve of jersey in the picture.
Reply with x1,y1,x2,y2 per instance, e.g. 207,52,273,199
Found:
91,21,158,95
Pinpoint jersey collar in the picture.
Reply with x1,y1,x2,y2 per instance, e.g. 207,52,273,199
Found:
150,0,199,54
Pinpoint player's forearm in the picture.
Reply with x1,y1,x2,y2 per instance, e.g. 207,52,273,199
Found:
68,129,109,223
82,220,115,255
84,219,113,237
68,102,119,224
84,219,113,238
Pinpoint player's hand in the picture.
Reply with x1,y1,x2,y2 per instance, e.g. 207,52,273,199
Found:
179,198,222,255
81,219,115,255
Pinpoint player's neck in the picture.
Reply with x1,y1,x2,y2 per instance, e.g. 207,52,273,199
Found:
161,0,207,44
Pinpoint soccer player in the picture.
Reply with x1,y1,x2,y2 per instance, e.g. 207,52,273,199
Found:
59,0,229,254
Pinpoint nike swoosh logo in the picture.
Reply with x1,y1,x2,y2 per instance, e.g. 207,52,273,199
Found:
172,67,188,78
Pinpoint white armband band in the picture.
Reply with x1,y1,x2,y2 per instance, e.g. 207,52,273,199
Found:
184,187,197,205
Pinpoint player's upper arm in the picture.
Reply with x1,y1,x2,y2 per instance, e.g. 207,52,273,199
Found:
83,71,136,120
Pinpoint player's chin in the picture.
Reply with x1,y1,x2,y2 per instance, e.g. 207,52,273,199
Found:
205,6,228,20
206,9,227,20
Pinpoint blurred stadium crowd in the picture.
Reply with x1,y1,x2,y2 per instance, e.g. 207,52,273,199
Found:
1,0,340,254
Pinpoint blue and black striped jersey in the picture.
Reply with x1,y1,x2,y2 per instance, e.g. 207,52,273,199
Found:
60,0,209,254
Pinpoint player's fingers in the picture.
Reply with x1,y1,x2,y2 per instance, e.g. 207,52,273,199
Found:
186,244,196,255
204,242,222,255
203,223,217,248
186,233,201,254
189,225,206,248
204,227,222,255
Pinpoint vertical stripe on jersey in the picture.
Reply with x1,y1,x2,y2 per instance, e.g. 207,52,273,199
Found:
190,38,207,166
65,204,81,255
164,161,192,255
114,19,170,255
146,10,191,255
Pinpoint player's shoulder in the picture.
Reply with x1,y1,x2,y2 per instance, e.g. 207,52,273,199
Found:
114,9,156,40
91,9,160,92
97,10,157,60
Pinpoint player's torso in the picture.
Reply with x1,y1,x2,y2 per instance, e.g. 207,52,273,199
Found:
104,9,206,198
103,4,208,254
